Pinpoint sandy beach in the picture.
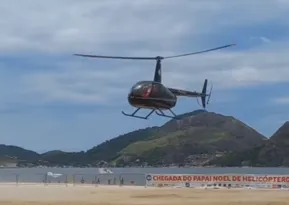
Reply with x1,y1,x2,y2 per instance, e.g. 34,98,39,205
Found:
0,184,289,205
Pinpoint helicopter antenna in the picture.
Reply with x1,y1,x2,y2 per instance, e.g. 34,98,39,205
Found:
74,43,236,83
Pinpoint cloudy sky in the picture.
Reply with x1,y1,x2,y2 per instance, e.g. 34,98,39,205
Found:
1,0,289,153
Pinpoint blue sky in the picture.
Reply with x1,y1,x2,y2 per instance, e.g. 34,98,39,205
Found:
1,0,289,153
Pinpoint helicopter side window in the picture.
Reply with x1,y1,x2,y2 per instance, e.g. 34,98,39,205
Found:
136,83,152,97
150,84,157,97
157,84,174,98
142,84,152,97
150,83,163,97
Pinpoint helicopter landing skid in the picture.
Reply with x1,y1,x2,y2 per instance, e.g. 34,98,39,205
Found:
121,108,155,120
155,108,180,120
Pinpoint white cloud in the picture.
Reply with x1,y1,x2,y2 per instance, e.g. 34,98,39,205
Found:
272,97,289,104
1,0,289,106
0,0,288,53
250,36,272,43
260,37,271,43
22,66,131,104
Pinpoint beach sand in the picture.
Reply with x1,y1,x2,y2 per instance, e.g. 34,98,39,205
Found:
0,184,289,205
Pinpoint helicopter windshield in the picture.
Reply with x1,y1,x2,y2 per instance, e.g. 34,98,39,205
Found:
131,81,151,91
130,81,154,96
129,81,175,99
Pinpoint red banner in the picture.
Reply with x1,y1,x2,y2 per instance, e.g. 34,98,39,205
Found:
146,174,289,184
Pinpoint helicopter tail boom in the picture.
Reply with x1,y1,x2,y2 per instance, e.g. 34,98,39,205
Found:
168,79,212,109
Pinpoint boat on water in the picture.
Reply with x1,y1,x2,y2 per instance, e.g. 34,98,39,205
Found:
47,172,63,178
98,168,113,174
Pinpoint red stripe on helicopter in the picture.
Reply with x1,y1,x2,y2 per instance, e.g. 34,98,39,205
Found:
143,87,152,98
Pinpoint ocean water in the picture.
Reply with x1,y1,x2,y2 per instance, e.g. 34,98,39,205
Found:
0,167,289,186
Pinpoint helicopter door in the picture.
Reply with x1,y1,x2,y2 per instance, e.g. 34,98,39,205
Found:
149,83,163,98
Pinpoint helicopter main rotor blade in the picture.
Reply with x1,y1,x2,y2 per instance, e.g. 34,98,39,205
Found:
73,43,236,60
73,54,157,60
163,43,236,59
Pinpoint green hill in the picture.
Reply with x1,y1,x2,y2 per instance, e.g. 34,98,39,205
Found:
86,126,160,162
211,121,289,167
270,121,289,145
0,144,40,160
0,110,276,167
38,110,263,167
108,110,266,166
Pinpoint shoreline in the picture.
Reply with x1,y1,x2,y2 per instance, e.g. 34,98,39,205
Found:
0,182,288,191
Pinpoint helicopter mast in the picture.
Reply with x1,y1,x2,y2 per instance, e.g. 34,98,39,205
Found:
153,58,162,83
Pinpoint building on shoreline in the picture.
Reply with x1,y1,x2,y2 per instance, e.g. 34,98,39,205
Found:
0,155,18,168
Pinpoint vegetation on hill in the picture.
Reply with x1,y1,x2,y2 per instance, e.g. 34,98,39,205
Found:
1,110,277,167
0,144,40,160
270,121,289,144
1,110,289,167
211,121,289,167
86,126,160,162
112,111,267,166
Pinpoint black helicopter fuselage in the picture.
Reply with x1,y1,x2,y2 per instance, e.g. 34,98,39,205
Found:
128,81,177,110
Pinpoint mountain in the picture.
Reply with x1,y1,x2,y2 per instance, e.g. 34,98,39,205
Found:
40,151,87,166
41,150,65,156
212,121,289,167
270,121,289,144
0,110,271,167
86,126,160,162
69,110,265,166
109,110,266,166
256,121,289,166
0,144,40,161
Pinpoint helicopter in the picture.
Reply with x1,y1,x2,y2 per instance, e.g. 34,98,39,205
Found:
74,43,236,120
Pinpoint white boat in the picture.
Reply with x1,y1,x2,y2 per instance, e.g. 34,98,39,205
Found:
47,171,63,178
98,168,113,174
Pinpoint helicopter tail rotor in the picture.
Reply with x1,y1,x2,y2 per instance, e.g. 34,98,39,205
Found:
201,79,208,108
197,79,213,109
